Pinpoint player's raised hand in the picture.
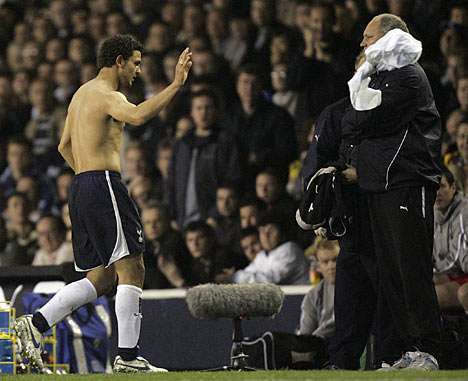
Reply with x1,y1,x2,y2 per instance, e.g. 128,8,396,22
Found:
174,47,192,87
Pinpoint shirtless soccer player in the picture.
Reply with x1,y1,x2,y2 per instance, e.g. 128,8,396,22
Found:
14,34,192,373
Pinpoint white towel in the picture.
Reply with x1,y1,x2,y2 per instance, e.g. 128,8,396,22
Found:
348,29,422,111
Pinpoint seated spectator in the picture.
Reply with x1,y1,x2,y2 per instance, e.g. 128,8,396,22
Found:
55,169,74,208
141,202,191,289
446,120,468,194
229,211,309,284
184,221,233,286
1,192,36,266
207,183,244,264
16,176,48,223
32,215,73,266
271,62,299,119
122,142,150,184
167,90,241,229
298,238,338,339
433,169,468,312
239,227,262,263
128,176,154,211
239,197,266,229
61,203,71,243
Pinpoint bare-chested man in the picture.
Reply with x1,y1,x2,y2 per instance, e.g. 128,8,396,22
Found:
15,34,192,373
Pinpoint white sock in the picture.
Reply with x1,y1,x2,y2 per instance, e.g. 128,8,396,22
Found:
38,278,97,327
115,284,142,349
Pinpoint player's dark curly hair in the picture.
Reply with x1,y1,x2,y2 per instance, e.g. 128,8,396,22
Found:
97,34,143,70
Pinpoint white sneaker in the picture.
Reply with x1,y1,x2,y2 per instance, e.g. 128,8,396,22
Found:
14,315,44,370
404,351,439,371
113,355,168,373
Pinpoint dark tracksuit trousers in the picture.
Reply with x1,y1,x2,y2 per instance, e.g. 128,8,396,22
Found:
363,185,441,365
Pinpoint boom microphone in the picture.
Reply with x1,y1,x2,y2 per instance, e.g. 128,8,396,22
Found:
186,283,284,320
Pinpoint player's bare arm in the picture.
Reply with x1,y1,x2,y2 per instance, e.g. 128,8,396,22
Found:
106,48,192,126
58,114,75,171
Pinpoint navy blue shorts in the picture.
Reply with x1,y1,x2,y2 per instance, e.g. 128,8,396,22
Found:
69,170,145,272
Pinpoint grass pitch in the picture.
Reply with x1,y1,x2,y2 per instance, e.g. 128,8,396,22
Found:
2,370,468,381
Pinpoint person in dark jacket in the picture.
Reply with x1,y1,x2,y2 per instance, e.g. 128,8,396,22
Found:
223,63,298,186
346,14,442,370
166,89,241,229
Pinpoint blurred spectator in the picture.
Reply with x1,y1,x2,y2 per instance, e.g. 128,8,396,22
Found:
106,12,130,37
239,197,266,229
239,226,262,263
223,63,298,183
1,192,36,266
167,90,241,228
206,8,229,56
128,175,154,211
55,169,74,208
68,36,94,66
32,214,73,266
0,74,24,140
61,203,71,243
122,0,155,41
6,22,30,72
446,120,468,194
88,14,107,45
184,220,233,285
299,238,338,338
54,59,79,105
48,0,70,38
45,38,67,64
175,116,194,140
16,176,46,223
161,1,184,34
271,62,298,118
145,22,174,59
223,17,251,69
227,210,309,284
122,142,150,183
141,202,191,289
177,4,206,45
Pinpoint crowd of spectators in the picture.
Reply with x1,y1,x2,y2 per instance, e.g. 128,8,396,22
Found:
0,0,467,307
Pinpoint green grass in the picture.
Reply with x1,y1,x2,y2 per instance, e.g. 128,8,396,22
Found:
1,370,468,381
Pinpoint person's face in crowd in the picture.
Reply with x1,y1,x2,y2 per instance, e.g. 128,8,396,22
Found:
189,37,210,53
71,10,89,35
259,223,282,251
456,123,468,162
142,207,169,241
13,22,29,44
146,23,172,53
117,50,142,88
457,78,468,111
207,9,226,41
123,0,144,15
192,50,217,76
186,230,210,258
91,0,113,15
125,146,146,179
16,176,39,207
37,218,64,254
270,35,289,65
436,175,457,213
6,195,28,225
229,18,249,41
237,72,261,106
240,205,259,228
54,60,76,87
295,3,311,31
183,5,205,35
130,177,152,210
240,233,261,262
57,173,73,203
32,16,54,45
81,63,97,84
22,42,41,71
317,246,338,284
156,147,173,178
7,44,23,72
163,54,177,83
175,117,194,139
46,38,66,64
440,28,464,58
88,15,106,42
13,71,30,100
191,95,217,130
365,0,385,13
161,2,183,30
256,173,280,205
68,38,92,65
107,13,128,36
251,0,272,27
7,143,31,174
361,16,384,49
271,63,287,92
37,63,53,81
49,0,69,30
309,6,334,41
446,110,464,139
216,188,238,217
451,6,468,27
29,80,52,110
387,0,414,18
61,203,71,229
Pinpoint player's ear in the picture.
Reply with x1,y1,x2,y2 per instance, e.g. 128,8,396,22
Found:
115,55,125,68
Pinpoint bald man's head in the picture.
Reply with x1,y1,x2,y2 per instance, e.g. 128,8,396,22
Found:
361,13,409,48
